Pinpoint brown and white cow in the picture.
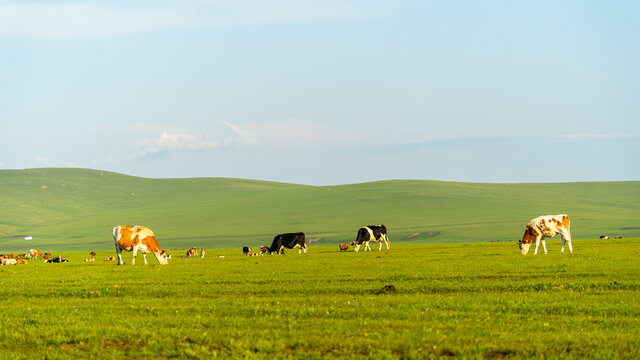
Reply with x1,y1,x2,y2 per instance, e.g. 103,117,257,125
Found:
112,225,168,265
339,243,349,251
519,214,573,255
186,247,198,257
29,249,43,259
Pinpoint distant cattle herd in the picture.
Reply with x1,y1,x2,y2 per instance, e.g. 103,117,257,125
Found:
4,213,625,266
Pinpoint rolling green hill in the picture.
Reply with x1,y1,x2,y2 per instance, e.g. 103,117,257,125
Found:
1,168,639,251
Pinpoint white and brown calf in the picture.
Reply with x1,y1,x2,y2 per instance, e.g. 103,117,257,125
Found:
520,214,573,255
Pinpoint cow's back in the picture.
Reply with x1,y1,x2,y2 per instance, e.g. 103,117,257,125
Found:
529,215,569,237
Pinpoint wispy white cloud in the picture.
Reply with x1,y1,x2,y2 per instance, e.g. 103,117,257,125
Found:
35,155,49,165
0,0,396,39
136,121,258,158
137,131,221,158
223,121,258,146
0,2,190,39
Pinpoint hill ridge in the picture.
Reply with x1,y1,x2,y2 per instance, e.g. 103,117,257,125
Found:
1,168,639,251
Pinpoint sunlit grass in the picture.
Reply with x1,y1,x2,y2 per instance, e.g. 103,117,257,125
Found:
1,239,638,358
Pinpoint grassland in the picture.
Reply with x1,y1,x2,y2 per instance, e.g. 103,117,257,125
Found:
1,168,639,252
1,239,639,359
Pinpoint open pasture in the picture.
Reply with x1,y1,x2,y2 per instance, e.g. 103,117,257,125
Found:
1,239,639,359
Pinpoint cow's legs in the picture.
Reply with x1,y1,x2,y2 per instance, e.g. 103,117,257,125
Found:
533,236,542,255
142,251,148,265
385,235,390,250
541,239,548,254
131,245,139,265
364,242,371,251
561,231,573,253
378,240,383,251
302,244,307,253
115,245,124,265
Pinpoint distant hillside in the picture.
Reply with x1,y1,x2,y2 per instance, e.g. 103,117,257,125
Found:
1,168,639,251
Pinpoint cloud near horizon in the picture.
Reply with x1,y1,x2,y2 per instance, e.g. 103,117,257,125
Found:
136,121,259,158
135,119,376,158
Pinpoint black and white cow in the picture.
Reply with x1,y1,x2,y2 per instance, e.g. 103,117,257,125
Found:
269,232,307,254
351,225,390,252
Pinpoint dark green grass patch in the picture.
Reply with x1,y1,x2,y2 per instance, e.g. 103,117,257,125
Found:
1,239,639,359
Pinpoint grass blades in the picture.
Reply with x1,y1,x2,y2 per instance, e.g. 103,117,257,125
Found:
1,239,638,359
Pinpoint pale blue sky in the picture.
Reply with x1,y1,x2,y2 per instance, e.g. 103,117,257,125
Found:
1,0,638,185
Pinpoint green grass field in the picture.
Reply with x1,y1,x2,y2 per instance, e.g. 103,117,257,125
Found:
1,168,639,252
1,239,638,359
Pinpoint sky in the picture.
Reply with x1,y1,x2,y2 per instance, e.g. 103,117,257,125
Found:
1,0,638,185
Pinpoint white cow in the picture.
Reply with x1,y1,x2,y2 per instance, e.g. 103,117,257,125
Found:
519,214,572,255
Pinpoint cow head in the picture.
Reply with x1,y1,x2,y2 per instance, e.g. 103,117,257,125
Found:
156,249,169,264
350,242,361,252
520,225,533,255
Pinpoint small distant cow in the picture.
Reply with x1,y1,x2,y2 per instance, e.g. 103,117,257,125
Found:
84,258,95,262
259,246,271,255
44,255,68,263
519,214,573,255
113,225,168,265
90,251,96,258
269,233,307,254
29,249,43,259
243,247,258,256
16,259,27,265
104,257,115,262
186,247,198,257
339,243,349,251
600,235,609,240
200,249,205,258
351,225,390,252
1,258,17,266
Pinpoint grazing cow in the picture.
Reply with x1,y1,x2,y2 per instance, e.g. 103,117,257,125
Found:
519,214,572,255
351,225,390,252
112,225,168,265
104,257,115,262
2,258,17,266
16,259,27,265
186,247,198,257
269,233,307,254
339,243,349,251
90,251,96,258
600,235,609,240
29,249,43,259
84,258,95,262
44,256,68,263
259,246,271,255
